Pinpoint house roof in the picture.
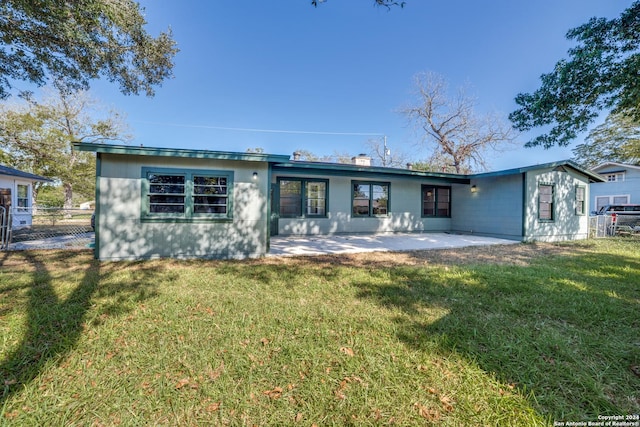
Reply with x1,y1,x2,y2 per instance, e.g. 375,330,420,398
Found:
271,161,471,184
591,161,640,173
470,160,605,183
73,142,605,183
0,165,52,182
72,142,292,163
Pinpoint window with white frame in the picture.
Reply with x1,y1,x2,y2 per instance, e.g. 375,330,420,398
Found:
142,168,232,220
596,195,630,211
17,184,29,212
605,172,625,182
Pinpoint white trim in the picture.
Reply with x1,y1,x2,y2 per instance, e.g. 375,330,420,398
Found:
595,195,631,210
592,162,640,172
604,172,626,182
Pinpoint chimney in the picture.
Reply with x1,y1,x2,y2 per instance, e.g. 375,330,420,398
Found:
292,151,301,161
406,163,413,170
351,153,371,167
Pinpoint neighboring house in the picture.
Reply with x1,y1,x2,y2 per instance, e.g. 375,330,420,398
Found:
0,165,52,229
589,162,640,212
73,142,604,261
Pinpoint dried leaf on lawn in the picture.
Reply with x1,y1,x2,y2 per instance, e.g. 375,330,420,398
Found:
340,347,355,357
414,403,440,421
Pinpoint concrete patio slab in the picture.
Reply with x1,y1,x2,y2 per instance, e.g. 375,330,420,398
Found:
268,232,520,257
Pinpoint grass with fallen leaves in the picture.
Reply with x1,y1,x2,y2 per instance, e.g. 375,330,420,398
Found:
0,238,638,425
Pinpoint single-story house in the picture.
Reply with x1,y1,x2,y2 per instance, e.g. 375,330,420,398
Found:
73,142,605,261
0,165,52,230
589,162,640,212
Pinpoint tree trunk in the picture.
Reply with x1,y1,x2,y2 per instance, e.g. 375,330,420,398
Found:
63,182,73,218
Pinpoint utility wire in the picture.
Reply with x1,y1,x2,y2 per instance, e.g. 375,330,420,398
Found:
133,120,384,137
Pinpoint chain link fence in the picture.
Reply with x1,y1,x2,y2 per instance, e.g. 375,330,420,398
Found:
589,214,640,238
2,207,94,251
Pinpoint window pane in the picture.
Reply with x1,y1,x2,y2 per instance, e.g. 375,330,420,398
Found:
17,184,29,210
148,174,185,213
193,176,228,214
576,187,585,215
149,197,185,213
372,184,388,215
437,188,450,217
422,186,435,216
194,176,227,195
353,184,370,216
280,180,302,216
306,181,326,216
613,196,629,204
149,174,185,194
539,185,553,220
596,197,609,211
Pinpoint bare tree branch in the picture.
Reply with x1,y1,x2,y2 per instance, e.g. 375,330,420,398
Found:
401,71,517,173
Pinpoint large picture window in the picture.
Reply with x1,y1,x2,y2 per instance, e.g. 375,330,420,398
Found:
538,183,554,221
278,178,328,217
142,168,233,221
352,181,389,217
422,186,451,217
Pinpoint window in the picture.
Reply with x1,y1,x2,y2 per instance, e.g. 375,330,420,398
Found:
422,186,451,217
142,168,233,221
538,183,554,221
597,195,630,211
605,173,625,182
352,181,389,216
278,178,328,217
193,176,229,215
575,186,586,215
17,184,29,212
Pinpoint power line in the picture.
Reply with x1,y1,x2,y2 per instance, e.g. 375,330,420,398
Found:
133,120,384,137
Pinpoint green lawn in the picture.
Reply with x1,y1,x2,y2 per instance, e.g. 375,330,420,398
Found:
0,239,638,426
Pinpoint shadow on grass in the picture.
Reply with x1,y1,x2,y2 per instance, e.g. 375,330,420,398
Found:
225,241,638,419
0,251,159,405
351,248,640,419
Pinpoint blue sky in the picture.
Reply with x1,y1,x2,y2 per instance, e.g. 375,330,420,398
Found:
89,0,631,171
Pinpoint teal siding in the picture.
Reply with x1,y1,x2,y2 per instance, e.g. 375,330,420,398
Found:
96,154,270,260
451,174,524,240
273,173,451,235
522,168,591,242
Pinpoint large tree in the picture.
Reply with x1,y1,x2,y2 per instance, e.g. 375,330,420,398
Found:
572,111,640,168
0,0,177,99
510,2,640,148
402,72,516,174
0,85,131,209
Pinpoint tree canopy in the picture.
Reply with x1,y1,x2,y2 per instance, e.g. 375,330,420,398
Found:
0,0,178,99
572,111,640,168
510,2,640,148
0,86,131,208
